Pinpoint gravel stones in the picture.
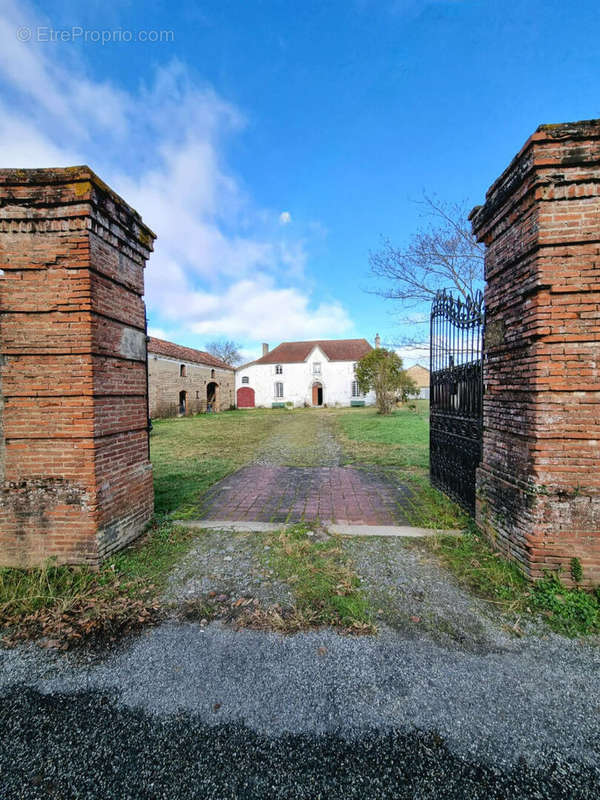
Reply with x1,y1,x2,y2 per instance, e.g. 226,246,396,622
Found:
1,622,600,798
163,529,293,609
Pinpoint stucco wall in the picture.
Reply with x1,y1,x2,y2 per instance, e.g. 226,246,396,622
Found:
148,354,234,417
235,346,376,407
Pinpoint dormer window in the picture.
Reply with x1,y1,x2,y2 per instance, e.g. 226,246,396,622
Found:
275,364,283,375
180,364,186,377
312,362,321,375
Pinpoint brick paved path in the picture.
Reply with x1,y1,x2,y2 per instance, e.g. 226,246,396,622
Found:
198,464,412,525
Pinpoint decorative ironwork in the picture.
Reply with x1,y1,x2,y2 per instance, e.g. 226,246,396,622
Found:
430,289,484,515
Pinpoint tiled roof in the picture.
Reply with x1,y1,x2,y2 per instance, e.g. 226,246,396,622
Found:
250,339,372,365
147,337,233,370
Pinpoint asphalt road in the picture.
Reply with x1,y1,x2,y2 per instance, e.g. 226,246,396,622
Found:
1,622,599,799
2,686,598,800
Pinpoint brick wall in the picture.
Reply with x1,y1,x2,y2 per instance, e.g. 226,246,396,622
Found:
470,120,600,585
0,166,156,566
148,355,235,417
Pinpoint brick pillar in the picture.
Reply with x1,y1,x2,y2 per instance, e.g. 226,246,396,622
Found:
0,166,156,566
470,120,600,584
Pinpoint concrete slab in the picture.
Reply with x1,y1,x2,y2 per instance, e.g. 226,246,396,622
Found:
179,520,281,533
177,519,463,538
330,523,462,538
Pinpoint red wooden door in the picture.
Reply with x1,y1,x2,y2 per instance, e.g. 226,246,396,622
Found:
312,383,322,406
237,387,255,408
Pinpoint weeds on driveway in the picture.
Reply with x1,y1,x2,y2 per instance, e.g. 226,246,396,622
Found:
262,525,375,633
410,525,600,637
171,524,376,636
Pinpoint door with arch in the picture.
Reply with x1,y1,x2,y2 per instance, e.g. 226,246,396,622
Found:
312,382,323,407
207,381,219,412
237,386,255,408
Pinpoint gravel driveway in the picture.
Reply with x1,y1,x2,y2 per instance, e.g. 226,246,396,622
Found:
1,621,599,799
252,410,343,466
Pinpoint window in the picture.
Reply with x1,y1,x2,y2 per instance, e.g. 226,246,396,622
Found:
241,376,249,384
211,368,216,378
179,364,186,377
275,364,283,375
312,362,321,375
351,380,361,398
196,391,200,399
274,382,284,398
352,362,357,372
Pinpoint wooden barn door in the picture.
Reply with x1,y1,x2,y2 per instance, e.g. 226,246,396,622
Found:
237,387,255,408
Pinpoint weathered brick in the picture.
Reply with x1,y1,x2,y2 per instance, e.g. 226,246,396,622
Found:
471,120,600,585
0,166,156,566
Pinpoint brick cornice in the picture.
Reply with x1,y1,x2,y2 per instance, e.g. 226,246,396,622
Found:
0,166,156,262
470,119,600,240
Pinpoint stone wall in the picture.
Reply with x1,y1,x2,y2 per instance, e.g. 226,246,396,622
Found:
148,354,234,417
470,120,600,585
0,166,155,566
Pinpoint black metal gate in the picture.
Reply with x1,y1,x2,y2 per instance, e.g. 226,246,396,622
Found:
430,289,484,515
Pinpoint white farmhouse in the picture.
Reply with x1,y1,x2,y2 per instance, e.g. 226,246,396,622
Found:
235,337,379,408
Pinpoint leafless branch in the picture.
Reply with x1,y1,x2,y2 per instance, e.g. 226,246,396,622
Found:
368,194,484,306
205,339,243,366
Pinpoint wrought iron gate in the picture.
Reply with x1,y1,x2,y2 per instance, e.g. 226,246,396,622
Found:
430,289,484,515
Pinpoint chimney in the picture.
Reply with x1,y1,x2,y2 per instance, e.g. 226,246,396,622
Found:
375,333,381,348
262,343,269,356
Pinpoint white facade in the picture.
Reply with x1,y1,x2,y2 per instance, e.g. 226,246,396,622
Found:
235,345,376,408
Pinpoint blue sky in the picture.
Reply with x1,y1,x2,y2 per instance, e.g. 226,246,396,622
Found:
1,0,599,364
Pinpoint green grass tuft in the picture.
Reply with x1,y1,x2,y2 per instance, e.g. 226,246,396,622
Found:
531,573,600,636
265,524,374,631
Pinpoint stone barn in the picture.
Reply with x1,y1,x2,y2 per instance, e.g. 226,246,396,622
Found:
147,337,234,418
405,364,430,400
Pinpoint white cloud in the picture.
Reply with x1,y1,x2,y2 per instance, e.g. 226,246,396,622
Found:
147,327,170,341
145,264,352,342
394,343,430,368
0,0,354,347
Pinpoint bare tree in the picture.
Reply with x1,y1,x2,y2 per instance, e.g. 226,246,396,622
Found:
369,195,484,306
205,339,243,366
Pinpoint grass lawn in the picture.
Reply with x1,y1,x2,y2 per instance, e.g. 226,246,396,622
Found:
151,408,283,516
335,401,429,470
332,404,468,530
